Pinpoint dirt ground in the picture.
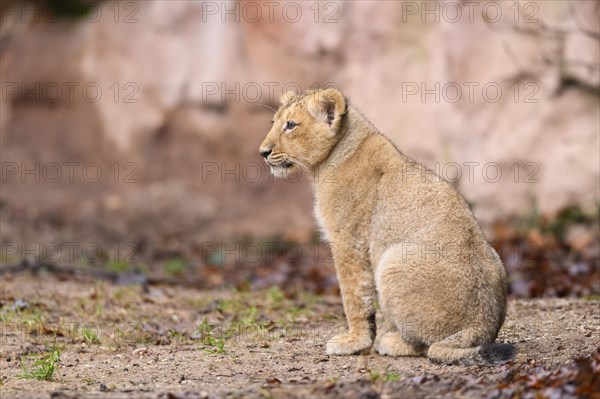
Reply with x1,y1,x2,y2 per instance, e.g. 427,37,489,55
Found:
0,274,598,399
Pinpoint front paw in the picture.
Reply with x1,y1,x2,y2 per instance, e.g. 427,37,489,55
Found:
326,333,373,355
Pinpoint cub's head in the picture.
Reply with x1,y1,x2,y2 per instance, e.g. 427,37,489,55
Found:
259,88,347,177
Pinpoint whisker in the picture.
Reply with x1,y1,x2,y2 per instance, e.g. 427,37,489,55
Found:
253,103,277,113
286,157,310,172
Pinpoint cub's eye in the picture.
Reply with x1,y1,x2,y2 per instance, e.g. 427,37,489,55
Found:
285,121,297,131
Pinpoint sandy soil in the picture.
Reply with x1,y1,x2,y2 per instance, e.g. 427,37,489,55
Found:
0,274,598,399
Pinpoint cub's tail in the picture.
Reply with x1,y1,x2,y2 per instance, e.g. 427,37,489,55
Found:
429,343,516,366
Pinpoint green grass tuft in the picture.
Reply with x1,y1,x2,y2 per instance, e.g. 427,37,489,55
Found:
82,327,100,344
19,346,60,381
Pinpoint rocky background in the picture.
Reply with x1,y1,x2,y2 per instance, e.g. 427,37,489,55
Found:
0,1,598,295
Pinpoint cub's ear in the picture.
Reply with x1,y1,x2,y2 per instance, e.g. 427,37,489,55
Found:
307,88,347,132
280,91,297,105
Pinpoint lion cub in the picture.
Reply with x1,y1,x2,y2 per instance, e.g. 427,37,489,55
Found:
259,88,513,365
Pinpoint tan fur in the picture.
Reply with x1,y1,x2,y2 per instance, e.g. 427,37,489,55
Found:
259,89,510,364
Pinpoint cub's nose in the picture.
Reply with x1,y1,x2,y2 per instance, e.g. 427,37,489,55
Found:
259,148,272,158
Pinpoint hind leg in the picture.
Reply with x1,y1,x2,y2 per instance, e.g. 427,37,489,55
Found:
427,328,486,365
374,247,427,358
375,313,425,357
376,331,426,357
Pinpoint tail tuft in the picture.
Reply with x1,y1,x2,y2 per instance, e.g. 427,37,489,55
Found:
479,343,516,365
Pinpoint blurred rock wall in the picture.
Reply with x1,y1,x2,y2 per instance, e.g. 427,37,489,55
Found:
1,0,598,242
